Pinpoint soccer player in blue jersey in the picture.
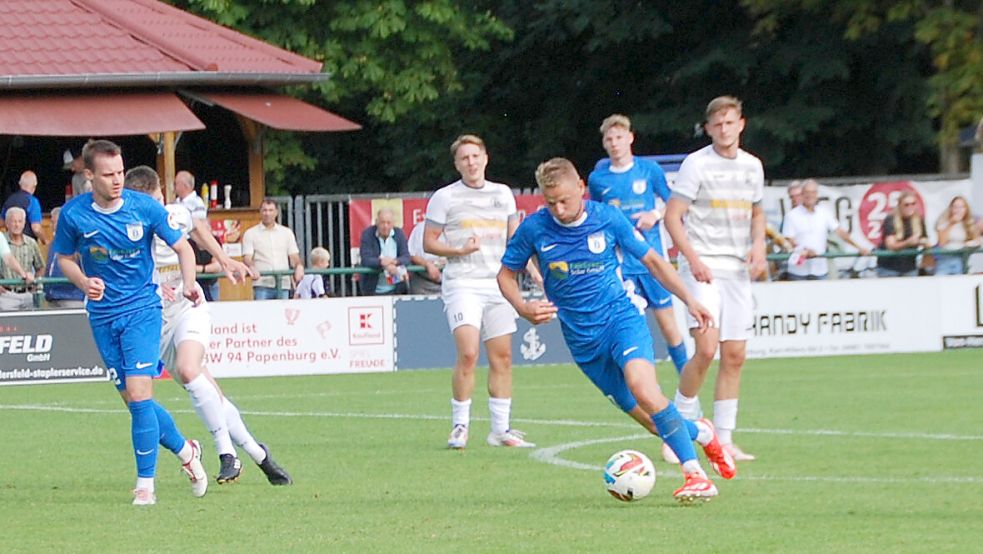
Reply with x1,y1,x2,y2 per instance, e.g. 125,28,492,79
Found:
498,158,736,503
51,140,208,505
587,114,697,464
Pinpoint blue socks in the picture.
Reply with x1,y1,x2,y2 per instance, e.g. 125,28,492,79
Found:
668,342,689,375
152,400,186,455
128,399,160,478
652,403,698,464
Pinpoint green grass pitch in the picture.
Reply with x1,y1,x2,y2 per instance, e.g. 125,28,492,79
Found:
1,350,980,553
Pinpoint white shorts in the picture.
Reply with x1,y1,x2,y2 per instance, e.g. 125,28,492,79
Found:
160,298,211,371
441,285,517,341
681,273,753,342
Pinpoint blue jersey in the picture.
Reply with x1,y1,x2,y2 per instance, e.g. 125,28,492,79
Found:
51,189,182,322
502,201,652,350
587,156,670,273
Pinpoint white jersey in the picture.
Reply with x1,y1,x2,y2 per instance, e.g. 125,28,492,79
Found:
155,204,194,305
425,179,516,289
672,145,764,280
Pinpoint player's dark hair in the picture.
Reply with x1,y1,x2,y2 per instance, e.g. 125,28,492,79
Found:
124,165,161,193
81,139,122,171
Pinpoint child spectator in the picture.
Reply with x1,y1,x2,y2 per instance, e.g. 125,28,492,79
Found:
294,247,332,299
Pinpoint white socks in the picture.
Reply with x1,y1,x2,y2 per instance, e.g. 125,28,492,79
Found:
223,398,266,464
713,399,738,445
488,397,512,434
136,476,155,492
674,390,702,420
451,398,472,427
184,375,235,456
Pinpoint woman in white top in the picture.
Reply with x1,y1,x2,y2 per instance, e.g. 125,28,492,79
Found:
934,196,980,275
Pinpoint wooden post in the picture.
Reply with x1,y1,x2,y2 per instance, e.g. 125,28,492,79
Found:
236,115,266,208
151,131,177,203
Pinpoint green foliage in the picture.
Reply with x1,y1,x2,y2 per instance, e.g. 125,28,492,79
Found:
744,0,983,147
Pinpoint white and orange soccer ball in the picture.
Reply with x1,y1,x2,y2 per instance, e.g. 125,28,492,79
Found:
603,450,656,502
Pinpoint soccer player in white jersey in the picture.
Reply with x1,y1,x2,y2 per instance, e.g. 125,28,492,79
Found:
124,166,293,486
423,134,540,449
663,96,767,462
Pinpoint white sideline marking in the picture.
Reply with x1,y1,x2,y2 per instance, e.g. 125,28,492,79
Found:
531,433,983,484
2,402,983,443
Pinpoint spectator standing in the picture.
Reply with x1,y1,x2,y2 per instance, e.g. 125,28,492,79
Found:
173,171,218,300
781,179,870,280
295,247,333,299
64,150,91,197
0,207,44,310
242,199,304,299
44,206,85,308
933,195,980,275
359,208,410,295
2,170,45,242
407,222,444,295
876,191,929,278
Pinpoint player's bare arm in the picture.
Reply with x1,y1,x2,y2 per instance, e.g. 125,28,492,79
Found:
639,250,712,332
496,265,557,325
190,218,253,283
56,253,104,301
423,223,480,258
171,238,201,305
664,197,713,283
748,204,767,279
508,215,543,288
630,209,661,231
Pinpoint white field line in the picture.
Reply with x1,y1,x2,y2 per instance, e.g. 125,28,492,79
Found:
4,402,981,484
531,433,983,484
2,402,982,442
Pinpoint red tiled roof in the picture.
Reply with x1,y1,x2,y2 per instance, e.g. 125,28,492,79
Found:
0,0,323,77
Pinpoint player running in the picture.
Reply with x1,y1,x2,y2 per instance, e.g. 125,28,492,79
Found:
497,158,735,503
123,166,292,486
587,114,698,464
51,140,207,505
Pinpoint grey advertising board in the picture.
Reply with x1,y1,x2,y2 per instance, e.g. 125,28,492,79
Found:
0,309,107,386
393,296,669,370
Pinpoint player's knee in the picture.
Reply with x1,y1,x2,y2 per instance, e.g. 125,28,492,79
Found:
689,348,715,370
455,350,479,371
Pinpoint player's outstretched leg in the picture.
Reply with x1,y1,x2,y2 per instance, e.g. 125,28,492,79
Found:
650,404,718,504
152,400,207,497
182,374,240,483
223,398,292,485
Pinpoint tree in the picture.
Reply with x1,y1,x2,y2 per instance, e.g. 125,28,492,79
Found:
743,0,983,172
170,0,512,191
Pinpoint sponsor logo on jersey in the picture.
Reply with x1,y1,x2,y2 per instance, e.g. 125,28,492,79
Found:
167,212,180,230
548,261,569,280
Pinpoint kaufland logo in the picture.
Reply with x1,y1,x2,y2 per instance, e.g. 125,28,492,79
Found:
349,307,384,345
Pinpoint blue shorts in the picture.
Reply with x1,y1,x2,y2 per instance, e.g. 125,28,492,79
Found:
570,312,655,413
624,272,673,311
90,308,163,391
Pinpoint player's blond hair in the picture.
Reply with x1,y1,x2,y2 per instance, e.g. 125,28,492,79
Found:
450,134,486,158
706,96,743,119
599,114,631,134
310,246,331,266
535,158,580,189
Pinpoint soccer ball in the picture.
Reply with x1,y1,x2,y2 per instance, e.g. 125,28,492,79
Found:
603,449,656,502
